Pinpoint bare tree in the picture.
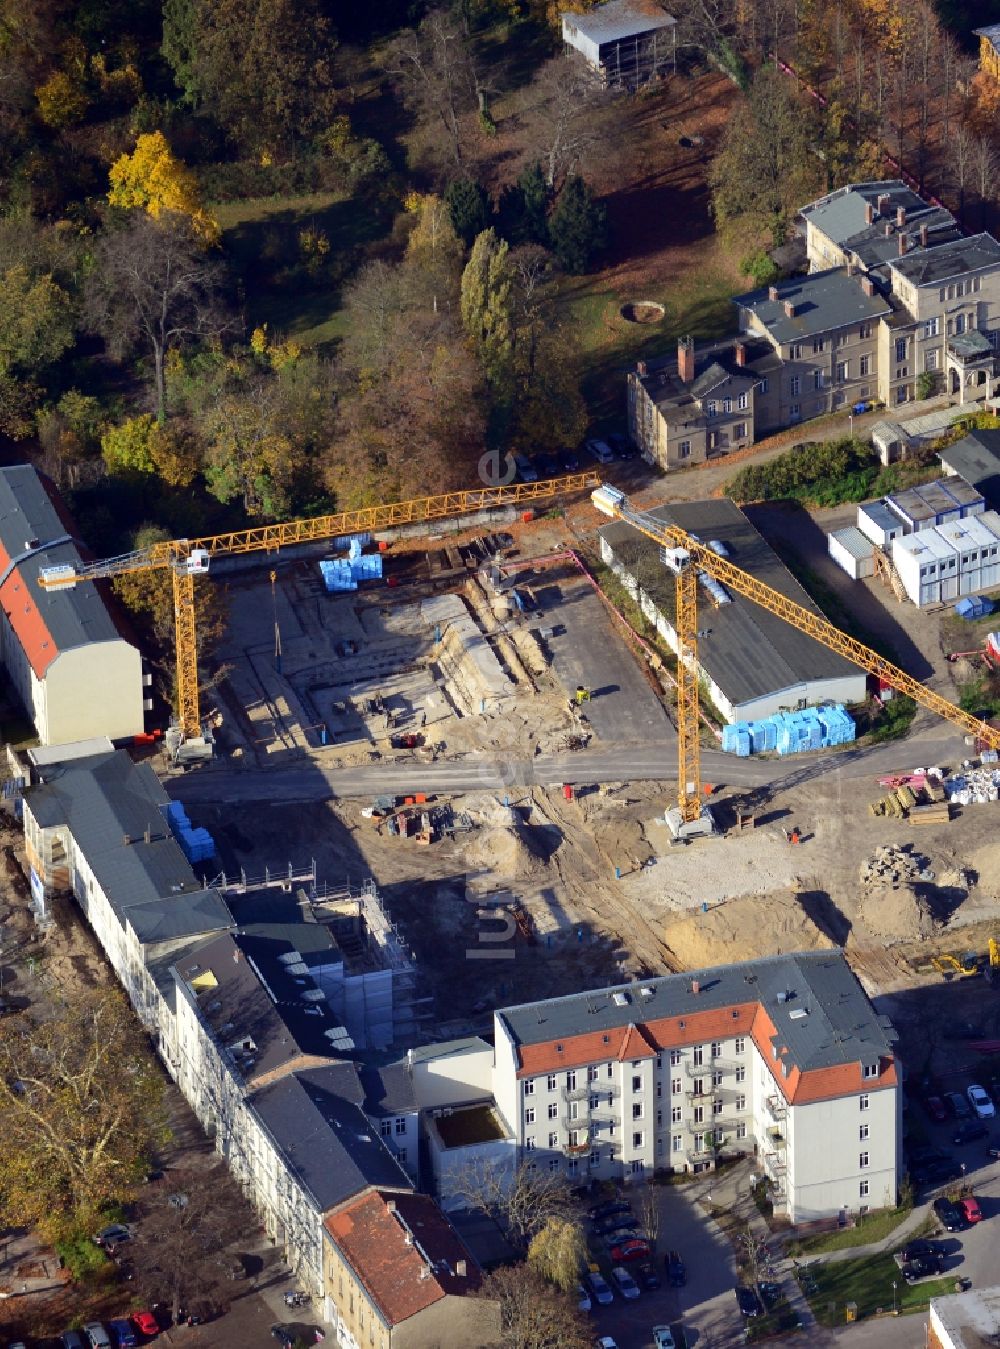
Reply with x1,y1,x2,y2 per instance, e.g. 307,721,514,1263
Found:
634,1184,661,1251
85,212,230,421
390,10,480,173
952,122,976,225
974,136,998,229
477,1264,591,1349
736,1222,771,1289
451,1157,574,1245
521,56,609,190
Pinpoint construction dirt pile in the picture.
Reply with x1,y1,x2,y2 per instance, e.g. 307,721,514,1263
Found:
663,890,834,969
855,845,938,942
463,801,553,880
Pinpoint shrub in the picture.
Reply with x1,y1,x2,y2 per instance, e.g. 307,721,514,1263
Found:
55,1231,108,1282
741,250,779,288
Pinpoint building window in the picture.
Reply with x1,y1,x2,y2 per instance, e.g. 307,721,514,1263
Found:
706,401,717,417
587,1065,599,1082
525,1137,536,1150
860,1179,870,1198
548,1131,558,1147
671,1078,681,1095
671,1105,682,1123
736,1066,746,1083
790,376,801,396
813,369,824,390
566,1071,576,1090
547,1103,557,1120
523,1079,534,1096
396,1148,407,1167
632,1103,643,1120
860,355,870,376
712,1071,723,1088
672,1134,683,1152
590,1096,599,1110
693,1047,704,1066
895,338,907,362
860,1124,869,1140
736,1094,746,1111
568,1102,579,1121
924,317,939,338
895,384,908,404
737,1122,747,1139
836,330,849,347
759,378,769,394
692,1078,704,1097
863,1063,880,1079
678,439,691,459
836,361,848,383
789,343,801,360
735,1038,745,1054
860,1151,870,1169
591,1148,601,1164
525,1107,535,1125
670,1050,682,1066
722,398,732,414
693,1105,704,1124
734,422,747,440
955,313,966,335
813,337,824,354
738,391,749,410
693,1132,704,1153
711,1042,722,1058
633,1131,644,1148
632,1075,642,1092
546,1074,556,1091
713,1099,724,1117
926,350,939,371
395,1118,406,1135
380,1119,392,1138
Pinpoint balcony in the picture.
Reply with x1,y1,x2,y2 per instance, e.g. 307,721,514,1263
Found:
685,1058,736,1078
764,1095,786,1123
764,1150,786,1178
766,1126,786,1150
562,1082,590,1101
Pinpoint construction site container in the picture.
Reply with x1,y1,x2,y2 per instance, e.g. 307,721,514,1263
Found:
914,480,963,525
828,526,875,580
889,486,940,531
857,499,907,548
940,479,986,518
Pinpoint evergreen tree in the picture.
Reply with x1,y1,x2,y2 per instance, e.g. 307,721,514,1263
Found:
547,175,607,274
445,177,491,246
519,162,551,245
460,229,514,394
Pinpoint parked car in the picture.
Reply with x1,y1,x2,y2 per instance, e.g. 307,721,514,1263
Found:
585,438,614,464
923,1096,948,1122
954,1120,989,1146
608,432,635,459
653,1329,677,1349
512,453,538,483
62,1335,87,1349
611,1266,640,1299
129,1311,159,1337
535,451,560,478
609,1237,651,1263
92,1223,131,1248
595,1338,619,1349
665,1250,686,1286
895,1238,948,1267
961,1195,983,1224
902,1255,944,1282
933,1196,966,1231
945,1092,972,1119
560,448,581,472
757,1280,782,1307
636,1260,661,1291
735,1286,763,1318
577,1282,592,1313
968,1084,996,1119
586,1271,614,1306
588,1200,631,1223
911,1154,959,1185
83,1326,111,1349
107,1320,138,1348
594,1216,639,1237
603,1226,641,1250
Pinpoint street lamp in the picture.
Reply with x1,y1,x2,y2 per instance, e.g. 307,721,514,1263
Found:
892,1280,898,1315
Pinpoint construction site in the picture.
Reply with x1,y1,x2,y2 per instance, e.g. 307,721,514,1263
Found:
91,475,995,1046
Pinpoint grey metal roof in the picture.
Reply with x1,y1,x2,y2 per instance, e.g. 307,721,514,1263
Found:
0,465,126,658
27,750,232,940
251,1066,410,1214
406,1035,492,1065
600,499,861,707
175,928,351,1082
891,234,1000,285
498,951,895,1074
830,526,874,561
562,0,675,43
938,431,1000,509
800,181,923,245
360,1061,418,1117
974,24,1000,47
735,269,890,342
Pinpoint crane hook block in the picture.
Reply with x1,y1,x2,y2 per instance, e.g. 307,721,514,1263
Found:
186,549,211,575
591,484,626,517
38,564,78,590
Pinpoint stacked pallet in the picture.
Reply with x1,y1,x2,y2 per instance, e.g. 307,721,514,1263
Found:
909,801,952,826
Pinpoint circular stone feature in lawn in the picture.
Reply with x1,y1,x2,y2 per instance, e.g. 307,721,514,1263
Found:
620,300,665,324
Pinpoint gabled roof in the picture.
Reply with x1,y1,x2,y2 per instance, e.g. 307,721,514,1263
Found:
562,0,676,44
325,1190,482,1328
0,465,130,677
26,750,232,943
252,1066,411,1214
735,269,890,342
890,234,1000,285
360,1061,418,1117
800,181,934,246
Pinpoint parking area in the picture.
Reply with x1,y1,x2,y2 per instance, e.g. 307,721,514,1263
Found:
584,1179,742,1349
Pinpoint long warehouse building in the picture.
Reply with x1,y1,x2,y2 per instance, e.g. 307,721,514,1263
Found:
0,465,146,744
599,498,867,723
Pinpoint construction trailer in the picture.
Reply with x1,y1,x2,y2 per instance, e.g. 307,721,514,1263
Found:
828,526,876,580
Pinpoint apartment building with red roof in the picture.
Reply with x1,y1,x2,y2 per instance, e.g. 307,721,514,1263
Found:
493,951,901,1224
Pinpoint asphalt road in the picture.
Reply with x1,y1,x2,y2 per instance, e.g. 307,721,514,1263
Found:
170,716,961,806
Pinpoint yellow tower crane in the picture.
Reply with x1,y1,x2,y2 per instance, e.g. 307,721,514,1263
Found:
590,484,1000,834
37,473,599,761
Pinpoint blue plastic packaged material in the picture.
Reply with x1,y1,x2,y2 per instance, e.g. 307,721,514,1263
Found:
333,532,372,551
955,596,994,620
724,705,855,755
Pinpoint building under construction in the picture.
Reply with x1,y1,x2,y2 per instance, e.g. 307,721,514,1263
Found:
561,0,676,90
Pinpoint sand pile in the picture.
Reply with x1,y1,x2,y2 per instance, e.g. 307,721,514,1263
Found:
663,890,834,969
966,841,1000,898
464,804,550,879
855,883,937,941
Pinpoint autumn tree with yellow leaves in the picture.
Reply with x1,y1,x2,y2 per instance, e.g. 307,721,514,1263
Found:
109,131,220,245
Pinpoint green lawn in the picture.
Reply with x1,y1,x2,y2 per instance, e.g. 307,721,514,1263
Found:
787,1207,912,1256
214,190,394,348
802,1254,955,1326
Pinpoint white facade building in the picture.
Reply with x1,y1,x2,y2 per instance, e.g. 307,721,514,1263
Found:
892,510,1000,606
492,952,901,1224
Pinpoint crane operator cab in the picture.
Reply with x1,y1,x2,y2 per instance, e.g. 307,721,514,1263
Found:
185,548,211,575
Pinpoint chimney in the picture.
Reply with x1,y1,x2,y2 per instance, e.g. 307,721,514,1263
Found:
636,360,648,377
677,336,695,384
896,206,906,228
387,1198,397,1212
783,299,796,318
878,193,890,217
898,231,908,256
735,340,747,367
865,201,875,225
691,979,700,995
456,1259,467,1278
884,222,893,237
861,277,875,297
768,285,779,302
920,224,928,247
